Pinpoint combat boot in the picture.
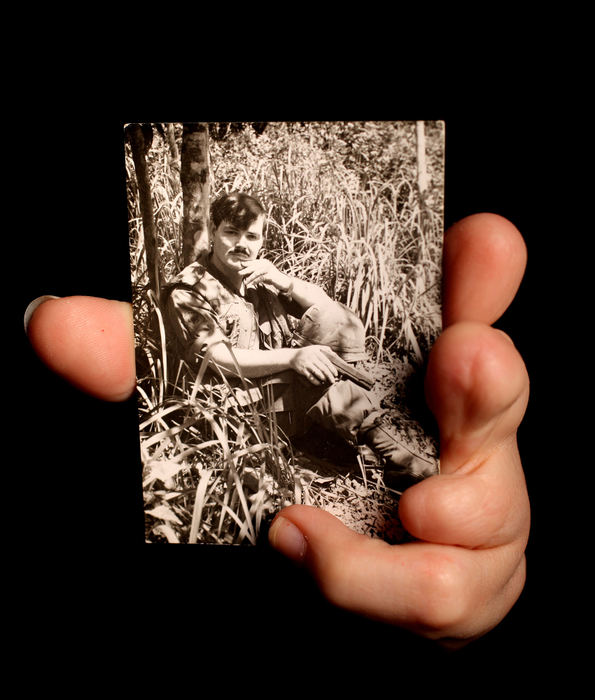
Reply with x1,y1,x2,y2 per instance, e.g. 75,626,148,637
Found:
359,421,439,491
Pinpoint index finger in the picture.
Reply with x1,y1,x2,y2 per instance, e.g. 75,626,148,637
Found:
237,260,255,274
26,296,136,402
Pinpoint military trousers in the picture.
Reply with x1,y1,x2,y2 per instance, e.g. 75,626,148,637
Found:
256,369,438,485
258,370,382,444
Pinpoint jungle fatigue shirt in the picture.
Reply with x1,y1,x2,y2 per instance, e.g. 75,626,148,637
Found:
163,253,302,365
163,254,379,442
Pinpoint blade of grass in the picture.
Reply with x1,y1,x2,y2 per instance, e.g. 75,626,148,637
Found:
188,467,213,543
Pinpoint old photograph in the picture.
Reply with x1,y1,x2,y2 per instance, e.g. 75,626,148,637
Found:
125,121,445,545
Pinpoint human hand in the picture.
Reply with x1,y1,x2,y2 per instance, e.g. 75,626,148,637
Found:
24,213,530,648
289,344,340,386
237,258,292,292
268,213,530,647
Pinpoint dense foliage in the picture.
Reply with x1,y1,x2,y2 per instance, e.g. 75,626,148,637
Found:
125,121,444,545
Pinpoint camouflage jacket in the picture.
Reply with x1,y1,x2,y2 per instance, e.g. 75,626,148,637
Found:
162,253,302,365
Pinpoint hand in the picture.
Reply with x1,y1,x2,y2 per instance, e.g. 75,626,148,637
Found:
268,214,530,647
237,258,291,292
289,345,340,385
24,213,530,648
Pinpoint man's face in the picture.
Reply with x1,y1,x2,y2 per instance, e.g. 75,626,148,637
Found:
210,214,265,280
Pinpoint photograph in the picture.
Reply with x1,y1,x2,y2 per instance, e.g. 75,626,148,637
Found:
125,121,445,545
20,94,581,675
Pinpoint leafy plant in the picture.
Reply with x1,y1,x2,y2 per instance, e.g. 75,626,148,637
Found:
126,121,444,544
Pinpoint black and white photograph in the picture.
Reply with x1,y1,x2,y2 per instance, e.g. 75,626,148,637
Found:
20,83,585,677
125,121,445,545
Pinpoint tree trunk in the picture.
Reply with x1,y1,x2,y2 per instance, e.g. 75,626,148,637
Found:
165,123,179,164
181,123,210,266
415,120,429,196
415,120,431,247
126,123,160,299
164,123,180,193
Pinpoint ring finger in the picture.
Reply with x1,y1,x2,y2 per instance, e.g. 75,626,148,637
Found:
309,362,335,384
302,366,320,384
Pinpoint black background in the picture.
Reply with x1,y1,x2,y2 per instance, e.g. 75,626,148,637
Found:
15,72,587,687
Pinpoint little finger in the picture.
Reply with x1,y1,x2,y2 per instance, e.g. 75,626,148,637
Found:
302,367,322,385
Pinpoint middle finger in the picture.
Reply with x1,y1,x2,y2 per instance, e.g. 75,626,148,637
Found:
310,360,337,384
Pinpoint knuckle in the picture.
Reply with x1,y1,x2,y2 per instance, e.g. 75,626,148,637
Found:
311,544,366,610
411,552,473,634
316,561,347,606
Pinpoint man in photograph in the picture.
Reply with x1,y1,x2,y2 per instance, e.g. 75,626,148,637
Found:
163,191,437,490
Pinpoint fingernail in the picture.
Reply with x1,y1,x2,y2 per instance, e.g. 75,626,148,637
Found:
269,516,307,562
24,295,60,333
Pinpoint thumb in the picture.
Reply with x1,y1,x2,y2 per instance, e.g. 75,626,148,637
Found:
268,505,401,621
268,504,482,636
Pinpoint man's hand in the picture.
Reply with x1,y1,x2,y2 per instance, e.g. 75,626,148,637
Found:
289,345,340,386
24,213,530,647
269,214,530,646
237,258,291,292
238,258,331,311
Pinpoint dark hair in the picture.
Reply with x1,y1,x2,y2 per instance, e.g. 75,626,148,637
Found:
210,191,265,230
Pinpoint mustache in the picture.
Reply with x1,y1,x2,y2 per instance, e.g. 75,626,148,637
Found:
229,247,250,256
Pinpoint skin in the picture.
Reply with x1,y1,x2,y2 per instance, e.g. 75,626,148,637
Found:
25,213,530,647
202,214,341,386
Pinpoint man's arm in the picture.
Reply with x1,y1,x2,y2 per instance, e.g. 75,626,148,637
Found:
164,275,339,386
202,341,340,387
238,259,330,311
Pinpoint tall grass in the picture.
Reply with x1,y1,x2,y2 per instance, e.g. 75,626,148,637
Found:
126,121,444,544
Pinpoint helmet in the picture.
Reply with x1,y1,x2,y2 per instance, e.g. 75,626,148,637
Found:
291,301,368,363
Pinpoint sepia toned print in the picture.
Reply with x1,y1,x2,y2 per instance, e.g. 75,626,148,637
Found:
125,121,445,545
